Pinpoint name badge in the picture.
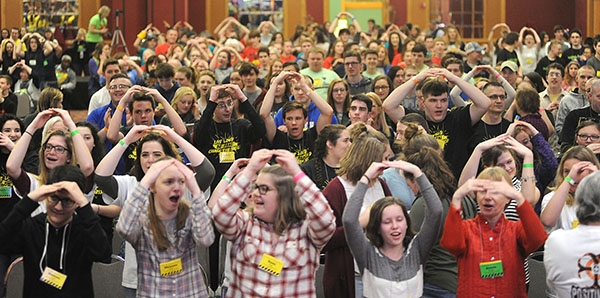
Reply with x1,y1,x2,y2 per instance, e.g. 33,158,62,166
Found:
480,260,504,279
219,152,235,163
258,253,284,276
40,267,67,289
159,258,183,276
0,186,12,198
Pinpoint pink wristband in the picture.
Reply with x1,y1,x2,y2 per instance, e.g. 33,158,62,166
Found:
293,172,306,182
495,73,501,79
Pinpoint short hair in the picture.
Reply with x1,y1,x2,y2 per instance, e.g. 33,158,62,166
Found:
37,87,63,112
421,78,448,98
176,66,198,84
412,43,427,56
339,28,350,36
569,28,582,38
239,62,259,76
504,32,519,45
47,164,86,193
364,49,378,58
247,30,260,39
547,62,565,77
108,73,131,84
282,61,300,72
366,197,414,248
0,74,12,86
575,171,600,224
102,58,120,72
155,63,175,79
257,47,269,56
306,47,325,58
351,94,373,111
282,100,307,119
343,50,362,63
515,87,540,113
129,92,157,112
482,81,505,93
443,57,463,72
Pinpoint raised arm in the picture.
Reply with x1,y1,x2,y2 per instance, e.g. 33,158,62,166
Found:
107,85,142,143
55,109,95,177
541,161,596,228
260,72,291,143
383,69,438,123
458,135,508,187
6,110,55,179
504,136,540,206
435,68,491,125
207,158,248,209
294,73,333,133
144,87,187,136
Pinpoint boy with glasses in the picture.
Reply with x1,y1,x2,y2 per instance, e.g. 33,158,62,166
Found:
343,50,371,95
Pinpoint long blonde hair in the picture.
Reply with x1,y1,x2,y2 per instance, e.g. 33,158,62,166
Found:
147,157,191,250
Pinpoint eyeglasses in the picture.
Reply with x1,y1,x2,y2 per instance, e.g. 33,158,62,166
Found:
548,72,562,78
108,84,132,90
577,134,600,141
44,144,70,154
332,88,347,93
374,85,390,91
216,100,234,110
344,61,360,67
488,94,507,100
252,183,275,195
47,196,75,208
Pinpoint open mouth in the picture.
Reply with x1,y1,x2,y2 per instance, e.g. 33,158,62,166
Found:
169,195,180,203
46,156,58,162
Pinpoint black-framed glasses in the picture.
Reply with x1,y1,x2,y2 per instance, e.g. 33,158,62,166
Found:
216,100,234,110
488,94,507,100
577,134,600,141
251,183,275,195
332,88,347,93
44,144,70,154
47,196,76,208
344,61,360,67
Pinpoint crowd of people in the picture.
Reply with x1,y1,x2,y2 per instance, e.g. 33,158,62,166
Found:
1,4,600,298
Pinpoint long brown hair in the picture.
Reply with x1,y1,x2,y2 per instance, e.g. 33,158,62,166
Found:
337,123,387,183
255,165,306,235
147,156,191,251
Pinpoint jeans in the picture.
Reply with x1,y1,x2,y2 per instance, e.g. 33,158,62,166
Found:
123,287,136,298
355,275,363,298
423,282,456,298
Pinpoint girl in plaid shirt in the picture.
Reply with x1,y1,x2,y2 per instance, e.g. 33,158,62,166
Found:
212,149,336,298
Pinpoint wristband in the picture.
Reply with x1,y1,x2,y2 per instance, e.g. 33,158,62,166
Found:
293,172,306,182
24,130,33,137
522,163,534,168
495,73,501,79
69,129,80,137
363,174,371,183
539,108,544,114
137,31,147,40
222,175,232,184
564,176,575,186
521,175,536,183
116,105,125,111
118,139,128,148
103,127,109,132
412,78,419,85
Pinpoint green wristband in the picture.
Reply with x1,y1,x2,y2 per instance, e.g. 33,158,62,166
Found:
118,139,128,148
564,176,575,186
522,163,534,168
69,129,80,137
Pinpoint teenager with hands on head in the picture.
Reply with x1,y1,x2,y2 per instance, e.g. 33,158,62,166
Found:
260,71,333,163
440,167,547,298
343,160,442,298
459,133,540,208
192,82,265,192
540,146,599,232
0,164,111,298
508,120,558,212
95,125,215,298
7,109,94,213
106,84,187,144
116,157,215,298
450,65,516,109
212,149,336,298
383,67,492,178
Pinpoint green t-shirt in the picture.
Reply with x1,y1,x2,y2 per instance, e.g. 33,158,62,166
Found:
85,14,107,43
300,68,340,100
